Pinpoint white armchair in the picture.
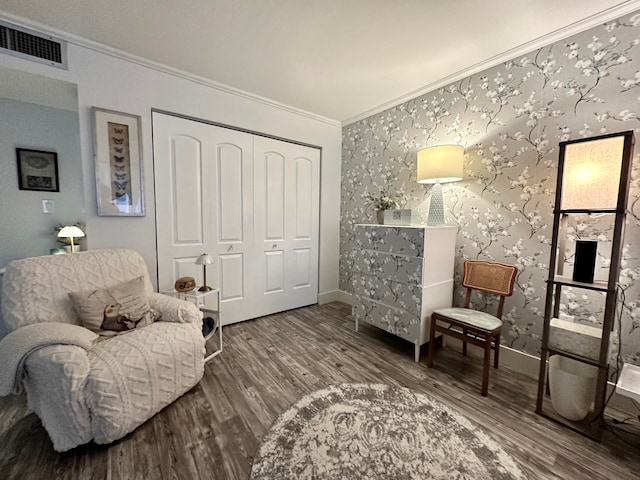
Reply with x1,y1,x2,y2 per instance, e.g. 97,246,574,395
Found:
0,248,205,451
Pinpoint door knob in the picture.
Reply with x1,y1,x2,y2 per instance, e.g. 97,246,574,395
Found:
272,244,277,249
227,245,234,251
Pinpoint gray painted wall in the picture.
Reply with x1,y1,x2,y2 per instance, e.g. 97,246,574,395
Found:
0,71,85,339
0,97,85,267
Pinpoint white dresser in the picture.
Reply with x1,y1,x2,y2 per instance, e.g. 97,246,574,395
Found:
352,224,456,361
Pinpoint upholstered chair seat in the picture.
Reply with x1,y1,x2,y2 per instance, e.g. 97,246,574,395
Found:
431,307,503,331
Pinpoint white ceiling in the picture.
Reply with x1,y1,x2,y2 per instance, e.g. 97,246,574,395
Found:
2,0,639,123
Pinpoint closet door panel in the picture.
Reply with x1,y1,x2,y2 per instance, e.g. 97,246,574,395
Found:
264,152,285,241
154,113,255,324
217,144,245,242
171,257,202,285
254,136,320,315
154,116,213,291
213,135,255,323
287,150,319,300
294,157,313,239
293,248,312,288
171,136,204,244
264,250,285,293
218,253,245,301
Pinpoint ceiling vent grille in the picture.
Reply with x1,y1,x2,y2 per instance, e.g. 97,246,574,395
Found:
0,20,67,69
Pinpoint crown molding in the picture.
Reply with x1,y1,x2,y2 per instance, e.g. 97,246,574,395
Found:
0,11,341,128
342,1,640,126
3,2,639,129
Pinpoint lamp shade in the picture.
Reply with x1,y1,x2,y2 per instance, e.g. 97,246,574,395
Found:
560,135,624,210
195,253,214,265
57,225,85,238
417,145,464,184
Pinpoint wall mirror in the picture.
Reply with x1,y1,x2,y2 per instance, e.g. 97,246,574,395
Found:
0,66,85,269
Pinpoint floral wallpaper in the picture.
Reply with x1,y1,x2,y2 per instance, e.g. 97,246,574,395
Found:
340,11,640,367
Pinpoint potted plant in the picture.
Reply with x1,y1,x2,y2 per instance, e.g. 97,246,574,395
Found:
364,189,398,224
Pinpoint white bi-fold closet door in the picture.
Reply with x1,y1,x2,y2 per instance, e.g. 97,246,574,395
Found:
152,113,320,325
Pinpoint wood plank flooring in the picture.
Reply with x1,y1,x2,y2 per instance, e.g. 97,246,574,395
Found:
1,301,639,479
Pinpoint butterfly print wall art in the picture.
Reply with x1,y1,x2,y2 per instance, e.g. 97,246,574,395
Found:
107,121,132,205
94,107,145,216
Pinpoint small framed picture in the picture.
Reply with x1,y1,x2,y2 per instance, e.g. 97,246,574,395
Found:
16,148,59,192
93,107,145,216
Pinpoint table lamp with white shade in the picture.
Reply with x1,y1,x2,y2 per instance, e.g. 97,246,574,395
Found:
417,145,464,226
195,253,214,291
57,225,85,252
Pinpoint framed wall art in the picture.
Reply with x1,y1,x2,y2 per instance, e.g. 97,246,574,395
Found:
93,107,145,216
16,148,59,192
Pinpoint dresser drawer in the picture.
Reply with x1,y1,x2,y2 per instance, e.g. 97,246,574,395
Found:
352,250,424,286
353,296,420,343
354,225,425,257
353,273,422,317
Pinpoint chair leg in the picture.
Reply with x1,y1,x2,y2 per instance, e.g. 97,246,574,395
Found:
481,335,491,396
494,332,500,369
427,316,436,368
462,327,468,356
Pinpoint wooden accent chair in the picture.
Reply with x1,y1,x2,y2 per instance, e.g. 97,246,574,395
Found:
427,260,517,396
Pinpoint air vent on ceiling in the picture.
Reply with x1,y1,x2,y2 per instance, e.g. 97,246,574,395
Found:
0,20,67,69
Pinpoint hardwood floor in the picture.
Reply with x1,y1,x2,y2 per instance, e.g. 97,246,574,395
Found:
1,301,639,479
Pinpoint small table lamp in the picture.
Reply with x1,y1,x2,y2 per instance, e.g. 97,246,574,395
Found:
195,253,214,292
417,145,464,226
57,225,85,252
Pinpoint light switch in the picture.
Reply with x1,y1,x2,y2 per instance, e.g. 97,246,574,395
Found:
42,199,55,214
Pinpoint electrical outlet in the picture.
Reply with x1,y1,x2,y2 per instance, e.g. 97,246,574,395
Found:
42,199,54,214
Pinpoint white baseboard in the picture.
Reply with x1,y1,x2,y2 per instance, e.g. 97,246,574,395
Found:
327,291,540,378
446,338,635,416
328,291,635,415
500,346,541,379
318,290,352,305
444,338,539,379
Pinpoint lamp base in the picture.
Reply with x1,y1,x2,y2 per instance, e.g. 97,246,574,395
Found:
199,285,213,292
427,182,445,226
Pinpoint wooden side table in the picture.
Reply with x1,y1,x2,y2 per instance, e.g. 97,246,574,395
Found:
162,287,222,362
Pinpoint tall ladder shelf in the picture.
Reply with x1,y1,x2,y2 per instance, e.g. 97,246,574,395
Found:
535,130,635,439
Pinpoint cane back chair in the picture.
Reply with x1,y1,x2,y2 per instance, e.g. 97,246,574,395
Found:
427,260,517,396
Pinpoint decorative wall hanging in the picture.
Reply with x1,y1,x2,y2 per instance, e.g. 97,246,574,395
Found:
16,148,59,192
93,107,145,216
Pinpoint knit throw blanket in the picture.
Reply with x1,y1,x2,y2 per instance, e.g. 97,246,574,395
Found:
0,322,97,395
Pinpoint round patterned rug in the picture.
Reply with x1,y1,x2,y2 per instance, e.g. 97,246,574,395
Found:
250,383,527,479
